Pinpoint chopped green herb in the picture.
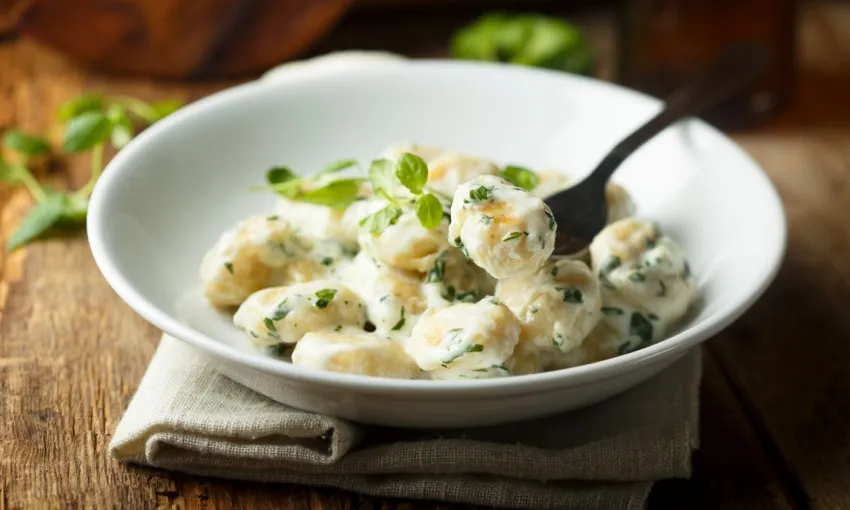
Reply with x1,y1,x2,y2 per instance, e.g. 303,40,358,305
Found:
267,215,279,221
530,306,539,314
646,237,657,249
480,214,493,225
442,285,456,301
550,265,558,277
546,209,556,230
334,325,343,332
427,251,448,283
601,306,624,315
629,312,653,346
320,257,334,266
498,165,538,190
468,186,492,201
658,280,667,297
271,299,289,321
263,317,277,333
249,331,259,339
683,261,692,279
617,342,631,355
391,307,406,331
561,287,583,304
494,363,511,373
454,236,469,258
266,343,294,357
456,291,480,303
223,261,234,274
602,256,622,274
502,231,528,242
629,271,646,282
648,313,660,321
314,288,338,309
467,343,484,353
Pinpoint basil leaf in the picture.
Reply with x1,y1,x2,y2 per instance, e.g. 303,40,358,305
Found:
499,165,538,191
359,205,402,234
106,106,134,149
7,194,65,251
368,158,395,195
149,100,182,122
58,93,104,121
468,186,492,201
267,166,297,185
320,159,357,175
300,178,363,209
3,130,50,156
62,111,112,152
416,193,442,230
395,152,428,194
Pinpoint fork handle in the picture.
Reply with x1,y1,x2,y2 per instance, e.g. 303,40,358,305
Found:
587,42,770,185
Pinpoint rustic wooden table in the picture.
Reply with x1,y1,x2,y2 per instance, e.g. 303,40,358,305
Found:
2,2,849,509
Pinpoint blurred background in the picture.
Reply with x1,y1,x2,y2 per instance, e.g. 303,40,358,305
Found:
0,0,800,130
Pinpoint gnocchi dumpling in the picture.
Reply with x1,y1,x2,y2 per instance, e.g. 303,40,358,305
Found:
274,198,353,245
233,280,366,346
420,247,497,309
405,298,520,377
548,320,622,370
590,218,695,350
449,175,556,279
292,327,421,379
359,208,451,273
336,252,428,335
496,259,602,368
424,153,500,197
605,182,636,224
200,216,316,308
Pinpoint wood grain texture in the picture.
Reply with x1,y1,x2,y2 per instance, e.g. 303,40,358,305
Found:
1,2,850,509
14,0,354,79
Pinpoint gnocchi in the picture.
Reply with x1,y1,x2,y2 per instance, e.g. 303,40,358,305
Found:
201,144,696,380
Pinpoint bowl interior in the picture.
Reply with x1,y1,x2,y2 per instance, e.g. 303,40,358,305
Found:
89,61,785,390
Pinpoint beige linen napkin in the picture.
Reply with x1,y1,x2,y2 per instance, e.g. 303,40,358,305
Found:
109,335,701,509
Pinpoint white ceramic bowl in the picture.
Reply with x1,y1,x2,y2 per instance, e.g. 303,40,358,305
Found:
88,60,785,428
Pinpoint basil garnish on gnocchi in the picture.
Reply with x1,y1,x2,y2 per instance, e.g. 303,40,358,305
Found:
199,143,695,379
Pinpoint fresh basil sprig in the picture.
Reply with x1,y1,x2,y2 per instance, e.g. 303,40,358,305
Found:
264,160,365,209
359,153,443,234
1,92,183,251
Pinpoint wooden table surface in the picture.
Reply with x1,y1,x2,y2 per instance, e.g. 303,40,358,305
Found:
2,2,850,509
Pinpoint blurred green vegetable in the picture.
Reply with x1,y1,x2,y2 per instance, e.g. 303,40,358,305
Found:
451,13,594,75
1,92,183,251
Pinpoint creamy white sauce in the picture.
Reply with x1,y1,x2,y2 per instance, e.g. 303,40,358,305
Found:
201,145,696,379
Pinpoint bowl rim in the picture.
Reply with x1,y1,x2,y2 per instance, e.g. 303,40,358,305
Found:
87,59,787,397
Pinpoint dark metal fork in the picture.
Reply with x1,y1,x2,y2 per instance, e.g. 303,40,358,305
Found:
545,43,770,256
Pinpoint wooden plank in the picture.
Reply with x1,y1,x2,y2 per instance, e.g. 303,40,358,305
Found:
3,1,846,508
648,352,794,509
